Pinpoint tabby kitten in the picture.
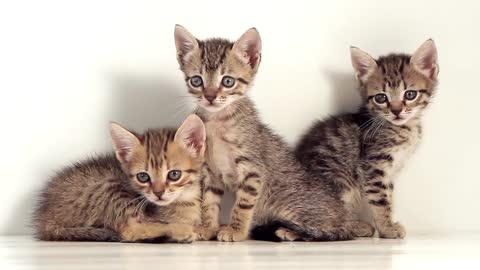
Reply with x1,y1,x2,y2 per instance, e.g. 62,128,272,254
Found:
175,25,353,242
33,115,207,242
295,40,438,238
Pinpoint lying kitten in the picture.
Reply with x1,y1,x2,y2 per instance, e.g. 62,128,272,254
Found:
295,40,438,238
175,25,353,242
33,115,206,242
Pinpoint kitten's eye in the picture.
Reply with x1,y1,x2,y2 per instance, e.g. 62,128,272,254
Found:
221,76,236,88
136,172,151,183
374,94,388,104
404,90,418,101
167,170,182,181
190,76,203,88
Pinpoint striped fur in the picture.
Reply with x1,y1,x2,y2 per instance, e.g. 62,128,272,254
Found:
176,25,353,242
33,117,206,242
295,40,439,239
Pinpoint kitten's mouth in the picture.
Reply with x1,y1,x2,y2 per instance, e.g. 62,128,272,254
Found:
390,116,409,125
152,197,173,206
199,102,225,112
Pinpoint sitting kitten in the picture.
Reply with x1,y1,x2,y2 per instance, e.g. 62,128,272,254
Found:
33,115,207,242
175,25,353,242
295,40,439,238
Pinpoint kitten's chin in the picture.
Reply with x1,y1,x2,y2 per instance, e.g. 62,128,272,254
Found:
388,117,409,126
152,199,174,206
199,103,227,113
387,114,417,126
198,102,227,113
145,195,175,206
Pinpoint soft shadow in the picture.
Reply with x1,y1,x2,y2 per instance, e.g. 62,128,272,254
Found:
323,70,362,114
107,73,195,130
4,191,36,236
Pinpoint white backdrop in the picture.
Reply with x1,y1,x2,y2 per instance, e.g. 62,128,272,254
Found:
0,0,479,235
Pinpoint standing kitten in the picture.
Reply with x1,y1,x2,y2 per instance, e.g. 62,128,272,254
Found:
175,25,353,242
295,40,438,238
33,115,206,242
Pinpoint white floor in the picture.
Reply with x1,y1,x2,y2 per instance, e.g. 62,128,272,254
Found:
1,234,479,270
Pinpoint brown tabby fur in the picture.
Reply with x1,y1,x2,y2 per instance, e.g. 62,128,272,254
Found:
33,117,206,242
295,40,438,238
175,25,353,242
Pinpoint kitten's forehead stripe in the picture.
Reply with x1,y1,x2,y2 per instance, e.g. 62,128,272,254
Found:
198,38,234,72
143,129,177,171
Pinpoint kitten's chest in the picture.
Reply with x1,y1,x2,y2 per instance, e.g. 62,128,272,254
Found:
385,126,422,177
205,121,241,187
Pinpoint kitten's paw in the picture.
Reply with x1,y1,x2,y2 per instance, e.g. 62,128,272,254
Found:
217,225,248,242
169,225,196,243
275,227,299,241
346,220,375,237
379,222,406,239
194,226,219,241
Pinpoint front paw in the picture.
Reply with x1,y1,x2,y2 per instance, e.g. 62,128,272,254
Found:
379,222,406,239
195,226,219,241
217,225,248,242
169,224,196,243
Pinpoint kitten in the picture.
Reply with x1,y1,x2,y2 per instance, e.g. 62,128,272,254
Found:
33,115,207,242
175,25,353,242
295,40,439,238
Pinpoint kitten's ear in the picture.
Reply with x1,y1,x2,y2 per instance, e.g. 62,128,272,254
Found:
411,39,438,80
232,28,262,69
110,122,141,163
350,47,378,83
174,115,206,159
174,24,199,64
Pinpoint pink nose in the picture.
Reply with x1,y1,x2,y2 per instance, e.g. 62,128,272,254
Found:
204,94,216,103
153,191,164,199
391,108,402,116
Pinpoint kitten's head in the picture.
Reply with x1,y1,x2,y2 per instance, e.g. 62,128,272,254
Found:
174,25,262,113
109,115,206,206
351,40,439,126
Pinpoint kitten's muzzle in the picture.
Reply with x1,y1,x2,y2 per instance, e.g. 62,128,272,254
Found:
391,107,403,117
204,94,217,104
153,191,164,200
203,87,219,104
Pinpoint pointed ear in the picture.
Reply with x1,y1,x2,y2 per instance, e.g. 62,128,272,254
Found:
411,39,438,79
109,122,141,163
174,24,199,64
350,47,378,83
174,115,206,159
232,28,262,69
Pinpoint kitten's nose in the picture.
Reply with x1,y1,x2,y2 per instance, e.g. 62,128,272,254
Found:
153,191,164,199
391,108,402,116
204,94,216,104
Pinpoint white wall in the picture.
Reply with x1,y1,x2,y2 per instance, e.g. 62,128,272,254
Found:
1,0,479,235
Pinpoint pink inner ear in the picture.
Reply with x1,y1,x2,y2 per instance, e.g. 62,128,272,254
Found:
117,147,131,161
248,54,259,69
357,63,370,77
416,56,436,79
243,48,259,69
187,130,203,156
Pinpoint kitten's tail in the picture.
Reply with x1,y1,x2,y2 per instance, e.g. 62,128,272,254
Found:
36,227,121,242
251,220,354,242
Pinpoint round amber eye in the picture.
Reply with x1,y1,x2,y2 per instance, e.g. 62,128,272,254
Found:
190,76,203,87
404,90,418,101
167,170,182,181
221,76,236,88
374,94,388,104
136,172,151,183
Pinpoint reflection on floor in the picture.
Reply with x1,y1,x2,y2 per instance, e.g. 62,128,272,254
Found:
1,234,479,269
